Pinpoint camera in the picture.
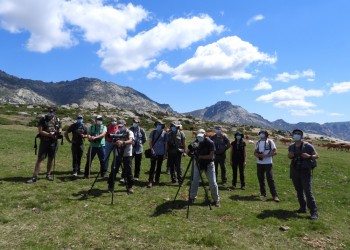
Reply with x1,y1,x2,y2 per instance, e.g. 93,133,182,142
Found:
188,142,199,155
108,132,128,142
55,131,63,139
293,156,303,169
258,152,263,161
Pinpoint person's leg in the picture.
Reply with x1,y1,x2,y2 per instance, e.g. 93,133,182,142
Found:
190,163,200,200
219,157,227,184
96,146,106,175
84,147,96,177
77,143,84,173
104,141,113,173
123,156,134,191
155,155,164,183
134,153,142,179
231,161,238,188
257,164,266,197
168,154,176,182
148,157,156,183
301,173,318,216
206,162,220,202
239,161,245,188
46,142,57,176
265,164,278,198
292,175,306,211
175,153,183,184
71,144,77,173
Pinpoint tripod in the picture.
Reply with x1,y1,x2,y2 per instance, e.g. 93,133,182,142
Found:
173,153,212,218
86,143,125,205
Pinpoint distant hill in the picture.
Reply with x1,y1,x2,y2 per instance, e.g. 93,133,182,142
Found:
0,70,173,113
1,70,349,140
186,101,350,141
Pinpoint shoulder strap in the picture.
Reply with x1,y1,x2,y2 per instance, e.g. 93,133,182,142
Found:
152,130,163,147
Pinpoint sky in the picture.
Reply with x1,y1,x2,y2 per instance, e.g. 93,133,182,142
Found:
1,0,350,125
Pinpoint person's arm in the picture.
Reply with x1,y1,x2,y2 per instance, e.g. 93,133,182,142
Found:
64,128,72,143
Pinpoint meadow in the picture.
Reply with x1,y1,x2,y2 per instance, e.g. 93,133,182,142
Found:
0,125,349,249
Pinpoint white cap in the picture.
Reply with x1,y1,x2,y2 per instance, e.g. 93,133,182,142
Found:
197,129,205,137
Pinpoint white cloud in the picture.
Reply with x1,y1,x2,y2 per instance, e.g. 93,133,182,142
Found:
156,36,277,83
289,109,323,116
330,81,350,93
253,78,272,91
329,112,344,116
247,14,264,26
99,14,224,73
0,1,224,73
225,89,240,95
275,69,315,82
147,71,162,79
256,86,323,109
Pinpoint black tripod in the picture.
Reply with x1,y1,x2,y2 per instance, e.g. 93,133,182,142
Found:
173,153,212,218
86,144,125,205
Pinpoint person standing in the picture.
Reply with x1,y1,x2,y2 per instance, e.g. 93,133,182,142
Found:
64,115,88,176
288,129,319,220
26,107,62,183
254,130,279,202
189,129,220,207
147,120,167,188
107,120,135,194
165,122,186,185
230,132,247,190
83,115,107,178
210,125,231,186
104,117,119,174
129,119,147,180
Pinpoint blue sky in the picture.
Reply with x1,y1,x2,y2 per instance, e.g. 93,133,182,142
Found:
1,0,350,124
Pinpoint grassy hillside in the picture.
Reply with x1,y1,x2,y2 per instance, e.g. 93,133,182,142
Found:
0,125,349,249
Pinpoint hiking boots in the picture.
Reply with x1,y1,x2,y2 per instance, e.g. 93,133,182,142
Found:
147,182,152,188
310,212,319,220
215,200,221,207
46,175,53,181
273,196,280,202
127,188,134,194
26,177,37,183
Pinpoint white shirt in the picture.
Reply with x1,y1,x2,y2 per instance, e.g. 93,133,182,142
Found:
255,139,276,164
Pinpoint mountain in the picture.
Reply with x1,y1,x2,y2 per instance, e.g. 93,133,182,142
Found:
185,101,273,128
186,101,350,141
0,70,173,113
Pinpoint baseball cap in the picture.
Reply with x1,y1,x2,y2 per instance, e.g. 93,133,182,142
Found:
95,115,103,121
117,120,126,126
77,115,83,119
197,129,206,137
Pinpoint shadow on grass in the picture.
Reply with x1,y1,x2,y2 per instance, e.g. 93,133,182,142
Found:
230,194,261,202
152,200,188,217
0,176,30,183
257,209,305,220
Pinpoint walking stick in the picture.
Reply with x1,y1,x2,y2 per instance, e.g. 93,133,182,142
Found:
88,143,92,178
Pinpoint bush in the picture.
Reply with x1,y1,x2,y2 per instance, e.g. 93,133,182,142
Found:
0,117,13,125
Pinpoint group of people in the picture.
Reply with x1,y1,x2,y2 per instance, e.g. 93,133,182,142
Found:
26,107,319,219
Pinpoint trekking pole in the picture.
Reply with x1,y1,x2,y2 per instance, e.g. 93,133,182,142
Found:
88,143,92,178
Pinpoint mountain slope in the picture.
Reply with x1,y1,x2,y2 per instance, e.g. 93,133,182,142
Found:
0,71,173,113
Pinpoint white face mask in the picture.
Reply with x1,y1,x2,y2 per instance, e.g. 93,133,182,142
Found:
96,120,102,125
133,123,138,128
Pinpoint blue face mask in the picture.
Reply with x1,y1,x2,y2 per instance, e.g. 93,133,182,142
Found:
119,127,125,133
293,134,302,141
215,130,222,135
76,119,83,124
236,135,242,140
171,127,177,132
156,124,162,131
197,137,204,142
111,121,117,126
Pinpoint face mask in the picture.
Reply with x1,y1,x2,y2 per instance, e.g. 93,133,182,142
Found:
119,127,125,133
259,133,266,139
96,120,102,125
197,137,205,143
293,134,302,141
47,112,54,118
76,119,83,124
111,121,117,126
236,135,242,140
171,127,177,132
133,123,138,128
215,130,222,135
156,124,162,130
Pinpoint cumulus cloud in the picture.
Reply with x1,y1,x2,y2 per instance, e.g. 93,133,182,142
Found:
330,81,350,93
147,71,162,79
225,89,240,95
256,86,323,109
156,36,277,83
247,14,264,25
0,0,223,73
289,109,323,116
253,78,272,91
99,14,224,73
275,69,315,82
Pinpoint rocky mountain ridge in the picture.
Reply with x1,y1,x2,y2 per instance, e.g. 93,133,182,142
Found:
1,70,349,140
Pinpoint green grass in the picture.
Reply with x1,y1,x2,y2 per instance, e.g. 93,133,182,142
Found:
0,125,349,249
